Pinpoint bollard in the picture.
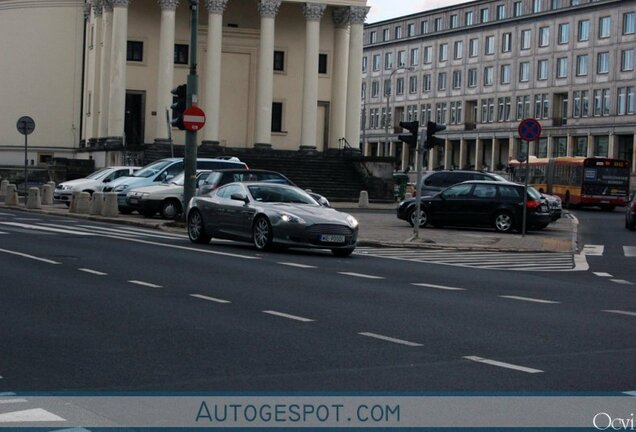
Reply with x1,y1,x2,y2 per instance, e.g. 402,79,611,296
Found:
358,190,369,208
5,184,19,206
26,187,42,209
69,191,81,213
75,192,91,214
41,184,53,205
102,192,119,218
0,179,8,197
90,192,104,215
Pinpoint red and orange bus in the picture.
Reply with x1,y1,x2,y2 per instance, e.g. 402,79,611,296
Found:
508,157,630,210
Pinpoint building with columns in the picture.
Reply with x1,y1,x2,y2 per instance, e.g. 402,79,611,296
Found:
0,0,369,169
361,0,636,178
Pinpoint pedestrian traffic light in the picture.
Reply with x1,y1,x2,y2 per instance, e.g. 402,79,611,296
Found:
425,121,446,150
170,84,187,130
398,121,419,149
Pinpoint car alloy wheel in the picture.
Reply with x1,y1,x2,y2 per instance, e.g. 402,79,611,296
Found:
188,209,211,244
161,199,182,220
408,207,427,228
253,216,273,251
494,211,514,233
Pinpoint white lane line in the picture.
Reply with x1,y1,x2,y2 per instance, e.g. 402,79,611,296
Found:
262,310,315,322
128,280,162,288
190,294,231,304
0,393,16,396
463,356,544,374
0,222,96,236
0,399,28,404
411,283,466,291
499,295,560,304
0,231,7,234
338,272,385,280
78,268,108,276
359,332,423,347
610,279,634,285
0,248,61,265
573,253,589,271
624,246,636,257
602,310,636,317
278,262,318,269
582,244,604,256
0,408,66,422
593,272,613,277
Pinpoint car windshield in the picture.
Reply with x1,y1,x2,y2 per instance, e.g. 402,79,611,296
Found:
85,167,112,180
133,160,173,178
247,185,317,205
528,186,542,199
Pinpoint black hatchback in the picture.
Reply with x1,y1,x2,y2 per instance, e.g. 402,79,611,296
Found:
397,180,552,233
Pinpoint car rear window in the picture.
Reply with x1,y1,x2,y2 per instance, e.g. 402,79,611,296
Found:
498,185,522,198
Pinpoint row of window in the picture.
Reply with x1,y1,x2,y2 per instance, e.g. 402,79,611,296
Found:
362,87,635,129
367,3,634,43
364,14,635,73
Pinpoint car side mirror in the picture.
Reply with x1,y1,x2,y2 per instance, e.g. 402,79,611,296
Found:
231,193,248,203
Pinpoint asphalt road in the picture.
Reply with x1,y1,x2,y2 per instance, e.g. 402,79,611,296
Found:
0,209,634,392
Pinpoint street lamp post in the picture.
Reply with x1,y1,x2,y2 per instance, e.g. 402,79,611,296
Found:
384,66,414,157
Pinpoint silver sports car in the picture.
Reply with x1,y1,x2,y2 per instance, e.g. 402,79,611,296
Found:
186,182,359,257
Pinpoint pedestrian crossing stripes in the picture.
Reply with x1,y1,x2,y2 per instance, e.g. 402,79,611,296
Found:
355,247,578,272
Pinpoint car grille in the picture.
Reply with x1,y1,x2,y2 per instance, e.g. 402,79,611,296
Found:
305,224,353,236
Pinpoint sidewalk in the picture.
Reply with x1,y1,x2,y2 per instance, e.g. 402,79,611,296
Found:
1,200,577,253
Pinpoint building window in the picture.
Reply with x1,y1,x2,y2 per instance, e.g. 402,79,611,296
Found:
594,136,609,157
519,61,530,82
521,29,532,50
502,33,512,52
453,41,463,59
395,26,402,39
396,77,405,95
534,93,549,118
485,35,495,55
450,14,458,29
467,68,477,87
483,66,494,86
434,17,443,31
469,38,479,57
624,12,636,35
621,49,634,71
500,64,511,84
383,28,390,41
439,44,448,62
384,79,391,96
539,27,550,47
516,95,531,120
481,98,495,122
574,136,587,157
369,31,377,43
372,54,380,71
437,72,447,91
421,20,429,34
498,97,512,121
371,81,379,98
450,101,463,124
361,82,366,100
436,102,448,124
421,104,432,124
598,16,611,39
556,57,568,78
274,50,285,71
423,74,431,92
537,59,549,80
578,20,590,41
126,41,143,62
409,76,418,94
452,70,462,89
558,23,569,44
362,56,368,73
480,8,489,23
617,87,635,115
597,52,609,74
465,11,474,25
174,44,188,65
408,23,415,36
571,0,580,5
593,88,610,116
410,48,419,66
318,53,328,74
513,1,522,17
397,50,406,67
496,4,506,20
384,52,393,70
272,102,283,132
532,0,542,13
576,54,588,76
573,90,589,117
551,0,562,9
424,46,432,64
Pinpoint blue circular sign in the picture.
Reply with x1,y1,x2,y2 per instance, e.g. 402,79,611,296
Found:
518,118,541,142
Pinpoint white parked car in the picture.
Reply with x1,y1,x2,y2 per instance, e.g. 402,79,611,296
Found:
54,166,140,206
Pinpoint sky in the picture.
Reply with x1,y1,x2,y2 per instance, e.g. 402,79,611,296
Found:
366,0,474,23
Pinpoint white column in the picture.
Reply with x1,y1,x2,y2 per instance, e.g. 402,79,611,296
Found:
508,134,517,161
107,0,130,144
98,1,113,140
88,2,103,143
155,0,179,142
203,0,229,144
428,148,437,170
475,138,483,170
547,135,554,158
344,6,369,150
254,0,282,147
401,142,409,171
300,3,326,150
490,138,500,171
587,134,594,157
608,133,617,158
444,139,452,169
566,134,574,156
329,8,349,150
459,138,467,169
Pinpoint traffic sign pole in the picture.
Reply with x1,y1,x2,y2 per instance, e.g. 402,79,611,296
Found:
17,116,35,203
517,118,542,237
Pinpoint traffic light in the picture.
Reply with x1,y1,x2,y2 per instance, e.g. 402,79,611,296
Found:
398,121,419,149
170,84,187,130
425,121,446,150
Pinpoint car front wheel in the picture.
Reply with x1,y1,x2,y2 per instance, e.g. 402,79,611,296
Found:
494,211,514,233
188,209,211,244
161,199,182,220
253,216,273,251
408,207,428,228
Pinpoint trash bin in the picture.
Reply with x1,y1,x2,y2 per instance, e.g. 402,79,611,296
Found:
393,173,409,201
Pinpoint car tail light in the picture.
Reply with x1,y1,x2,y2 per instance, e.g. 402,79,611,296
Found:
526,199,541,209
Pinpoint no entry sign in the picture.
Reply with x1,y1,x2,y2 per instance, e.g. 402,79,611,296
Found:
183,106,206,132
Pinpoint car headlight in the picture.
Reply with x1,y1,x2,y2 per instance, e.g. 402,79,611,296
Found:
58,184,72,191
346,215,359,228
280,213,305,224
114,185,129,192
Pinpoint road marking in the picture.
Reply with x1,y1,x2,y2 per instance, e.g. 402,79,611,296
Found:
0,399,27,404
128,280,162,288
463,356,544,374
610,279,634,285
0,222,96,236
0,408,66,422
338,272,385,279
262,310,315,322
573,253,589,271
0,231,7,234
499,295,560,304
602,310,636,317
624,246,636,257
582,244,604,256
0,248,61,265
78,268,108,276
624,391,636,396
358,332,422,347
593,272,613,277
76,224,186,240
278,262,318,269
411,283,466,291
190,294,231,304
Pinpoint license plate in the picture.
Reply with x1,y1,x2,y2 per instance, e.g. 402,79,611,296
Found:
128,198,138,204
541,205,548,212
320,234,345,243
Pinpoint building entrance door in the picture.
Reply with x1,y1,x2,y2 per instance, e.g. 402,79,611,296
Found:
125,91,145,148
